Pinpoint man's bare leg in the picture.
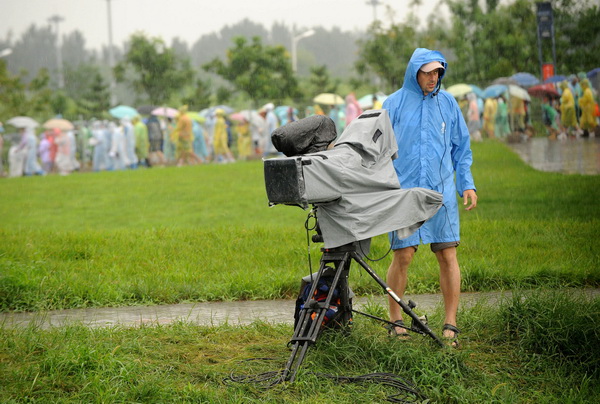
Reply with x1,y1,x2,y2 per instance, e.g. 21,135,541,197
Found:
387,247,415,334
435,246,461,342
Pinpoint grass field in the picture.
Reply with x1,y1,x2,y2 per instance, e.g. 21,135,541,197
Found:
1,140,598,312
1,140,599,402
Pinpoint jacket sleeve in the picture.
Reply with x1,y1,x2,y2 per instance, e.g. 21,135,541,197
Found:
449,97,476,196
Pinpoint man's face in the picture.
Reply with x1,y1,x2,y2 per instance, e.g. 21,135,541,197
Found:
417,68,441,96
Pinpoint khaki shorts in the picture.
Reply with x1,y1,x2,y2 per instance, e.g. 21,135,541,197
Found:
410,241,460,253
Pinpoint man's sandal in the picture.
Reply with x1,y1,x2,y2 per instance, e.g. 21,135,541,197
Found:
387,320,410,339
442,323,460,348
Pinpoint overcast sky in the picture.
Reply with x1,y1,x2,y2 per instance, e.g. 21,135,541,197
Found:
1,0,447,50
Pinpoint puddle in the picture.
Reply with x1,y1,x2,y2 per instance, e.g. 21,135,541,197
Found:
508,137,600,175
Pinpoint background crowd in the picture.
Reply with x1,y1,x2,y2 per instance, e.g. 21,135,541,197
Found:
0,92,369,177
458,73,599,144
0,70,598,178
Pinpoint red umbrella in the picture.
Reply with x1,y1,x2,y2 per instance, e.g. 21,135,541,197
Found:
527,83,560,99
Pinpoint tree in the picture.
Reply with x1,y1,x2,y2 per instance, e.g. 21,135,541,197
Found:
354,19,442,92
441,0,600,83
114,33,194,105
552,0,600,74
6,24,58,85
442,0,539,84
203,36,300,106
307,65,340,97
79,71,111,119
180,78,213,111
0,62,53,121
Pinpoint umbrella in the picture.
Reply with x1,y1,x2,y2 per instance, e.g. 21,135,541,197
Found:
357,92,388,109
230,109,266,124
483,84,508,99
543,75,567,84
510,72,540,87
492,77,518,86
508,84,531,101
151,106,179,118
137,105,157,115
6,116,39,129
445,84,474,98
187,112,206,123
109,105,138,119
313,93,345,105
587,68,600,79
468,84,485,99
527,83,560,99
230,112,247,122
199,105,235,119
213,105,234,114
43,118,74,131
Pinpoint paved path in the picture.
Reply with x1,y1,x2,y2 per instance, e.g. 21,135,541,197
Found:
0,290,543,330
2,289,598,330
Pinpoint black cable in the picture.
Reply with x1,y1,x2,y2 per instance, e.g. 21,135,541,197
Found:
359,238,393,263
224,358,427,403
315,372,426,403
304,208,318,281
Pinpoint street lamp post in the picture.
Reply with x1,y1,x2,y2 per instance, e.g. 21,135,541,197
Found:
366,0,382,22
48,15,65,89
291,29,315,74
105,0,117,106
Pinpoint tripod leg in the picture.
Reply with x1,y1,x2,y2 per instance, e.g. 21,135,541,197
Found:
282,251,353,382
351,252,444,347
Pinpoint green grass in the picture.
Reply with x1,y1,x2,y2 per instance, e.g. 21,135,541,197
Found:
1,142,599,402
1,290,598,403
1,141,599,311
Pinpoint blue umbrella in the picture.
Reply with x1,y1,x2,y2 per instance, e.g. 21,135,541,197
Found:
357,92,388,109
510,72,540,87
543,75,567,84
468,84,485,99
198,105,234,118
483,84,508,99
109,105,138,119
587,68,600,79
213,104,234,114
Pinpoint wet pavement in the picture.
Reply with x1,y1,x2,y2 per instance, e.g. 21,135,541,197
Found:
0,292,508,330
507,136,600,175
2,289,598,330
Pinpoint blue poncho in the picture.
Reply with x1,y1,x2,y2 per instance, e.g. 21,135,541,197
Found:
383,48,476,246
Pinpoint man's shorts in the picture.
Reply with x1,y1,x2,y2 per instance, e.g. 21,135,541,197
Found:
408,241,460,253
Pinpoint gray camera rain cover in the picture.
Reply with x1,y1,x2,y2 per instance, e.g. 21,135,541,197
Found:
264,109,443,248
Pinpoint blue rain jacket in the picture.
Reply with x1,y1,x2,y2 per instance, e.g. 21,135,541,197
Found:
383,48,476,247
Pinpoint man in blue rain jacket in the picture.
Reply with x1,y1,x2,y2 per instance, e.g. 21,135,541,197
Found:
383,48,478,347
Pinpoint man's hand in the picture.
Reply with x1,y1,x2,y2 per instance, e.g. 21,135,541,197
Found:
463,189,477,211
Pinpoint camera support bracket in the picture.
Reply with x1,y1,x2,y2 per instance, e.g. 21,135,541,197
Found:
281,241,444,383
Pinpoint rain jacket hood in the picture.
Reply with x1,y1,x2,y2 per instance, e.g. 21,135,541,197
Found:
403,48,447,97
383,48,475,246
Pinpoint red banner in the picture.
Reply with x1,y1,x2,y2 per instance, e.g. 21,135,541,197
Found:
542,64,555,81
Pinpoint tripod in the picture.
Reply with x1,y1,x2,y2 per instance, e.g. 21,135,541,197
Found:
282,228,444,383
